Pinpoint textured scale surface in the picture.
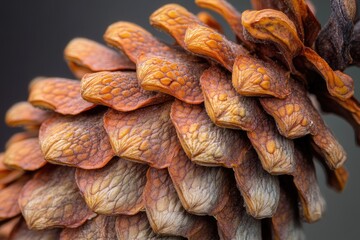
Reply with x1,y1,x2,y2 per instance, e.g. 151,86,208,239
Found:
1,0,359,239
28,78,96,115
137,53,207,104
200,66,261,131
214,186,262,239
150,4,204,48
232,55,291,98
39,113,114,169
260,79,317,139
9,219,61,240
0,177,29,220
233,150,280,218
115,213,184,240
64,38,135,79
104,22,171,63
5,102,51,128
104,102,179,168
168,149,231,215
81,71,171,111
4,138,46,171
247,116,296,174
185,24,247,71
171,100,251,168
75,157,148,215
144,168,218,239
59,215,117,240
18,166,96,230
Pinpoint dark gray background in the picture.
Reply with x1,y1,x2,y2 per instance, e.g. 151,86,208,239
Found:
0,1,359,239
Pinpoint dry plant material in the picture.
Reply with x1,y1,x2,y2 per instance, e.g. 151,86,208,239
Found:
233,150,280,218
170,100,251,168
250,0,320,46
4,138,46,171
0,154,24,186
214,186,262,239
137,52,207,104
271,186,305,240
197,11,223,33
185,24,247,71
64,38,135,79
75,157,148,215
5,132,38,149
115,212,184,239
104,102,178,168
316,0,357,70
9,219,61,240
195,0,250,48
5,101,51,127
233,55,290,98
150,4,204,48
104,22,171,63
18,166,95,230
260,79,317,139
81,71,171,111
39,113,114,169
60,215,117,240
143,168,218,239
0,176,29,220
2,0,360,238
168,149,231,215
291,147,325,223
28,78,96,115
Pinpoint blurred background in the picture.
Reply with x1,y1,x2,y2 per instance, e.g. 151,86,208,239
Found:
0,0,359,239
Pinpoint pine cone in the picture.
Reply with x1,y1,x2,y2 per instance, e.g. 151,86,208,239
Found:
0,0,359,239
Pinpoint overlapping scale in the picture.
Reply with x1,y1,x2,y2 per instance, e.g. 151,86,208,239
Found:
242,9,354,100
81,71,171,111
75,157,148,215
214,186,262,239
260,79,317,139
39,112,114,169
115,213,184,240
233,149,280,218
250,0,320,47
170,100,251,168
5,102,52,128
143,168,219,239
104,102,179,169
4,138,46,171
185,24,247,71
64,38,135,79
1,0,359,238
150,4,204,48
200,66,295,174
0,176,29,221
0,154,24,186
9,219,61,240
104,22,171,63
168,148,231,215
28,77,96,115
19,166,96,230
271,185,306,240
137,52,207,104
60,215,117,240
291,145,326,222
195,0,249,47
233,55,291,98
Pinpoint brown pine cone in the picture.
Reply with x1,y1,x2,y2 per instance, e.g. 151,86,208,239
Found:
0,0,359,239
